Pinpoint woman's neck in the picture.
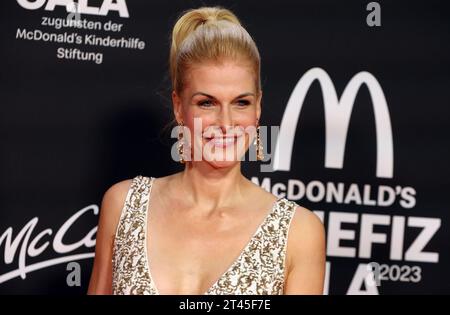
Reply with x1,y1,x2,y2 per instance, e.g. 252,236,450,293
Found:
177,162,249,212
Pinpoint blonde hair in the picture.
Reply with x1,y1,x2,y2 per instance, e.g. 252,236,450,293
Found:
170,6,261,95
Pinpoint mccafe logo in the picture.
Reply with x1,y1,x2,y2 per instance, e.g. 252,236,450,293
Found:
0,205,97,284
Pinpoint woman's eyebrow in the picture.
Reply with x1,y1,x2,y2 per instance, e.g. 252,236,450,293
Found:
191,92,255,100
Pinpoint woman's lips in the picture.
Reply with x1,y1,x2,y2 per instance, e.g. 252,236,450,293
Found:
204,135,242,148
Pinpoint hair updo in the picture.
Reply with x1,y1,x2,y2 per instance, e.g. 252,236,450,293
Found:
169,6,261,96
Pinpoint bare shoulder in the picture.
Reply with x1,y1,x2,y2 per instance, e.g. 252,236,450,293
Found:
104,178,133,201
286,205,325,259
87,177,134,294
284,204,326,294
101,178,133,216
97,177,137,241
289,205,325,242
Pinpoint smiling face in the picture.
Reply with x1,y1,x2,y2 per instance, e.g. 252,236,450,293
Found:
172,58,262,168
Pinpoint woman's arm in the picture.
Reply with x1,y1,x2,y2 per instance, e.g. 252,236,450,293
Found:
87,180,131,295
284,206,326,295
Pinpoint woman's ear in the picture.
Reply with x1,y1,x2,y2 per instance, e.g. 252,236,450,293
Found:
256,90,263,122
172,90,183,123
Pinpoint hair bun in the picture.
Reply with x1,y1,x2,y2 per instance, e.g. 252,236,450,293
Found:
169,6,261,95
170,7,241,65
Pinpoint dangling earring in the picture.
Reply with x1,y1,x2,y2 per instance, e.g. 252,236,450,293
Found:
254,122,264,161
177,121,186,164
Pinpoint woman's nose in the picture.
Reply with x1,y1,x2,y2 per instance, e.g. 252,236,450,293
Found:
217,105,233,129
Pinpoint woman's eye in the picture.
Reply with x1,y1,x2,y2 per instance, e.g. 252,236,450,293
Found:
198,99,214,107
237,100,251,106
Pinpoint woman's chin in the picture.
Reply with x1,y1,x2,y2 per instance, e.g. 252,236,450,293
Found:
202,155,242,169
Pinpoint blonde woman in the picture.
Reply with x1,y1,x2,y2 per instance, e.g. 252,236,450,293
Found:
88,6,325,295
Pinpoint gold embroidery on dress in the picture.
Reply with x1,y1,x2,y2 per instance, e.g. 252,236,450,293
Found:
111,175,297,295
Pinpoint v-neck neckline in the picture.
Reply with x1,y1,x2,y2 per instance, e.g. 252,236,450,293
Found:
142,176,283,295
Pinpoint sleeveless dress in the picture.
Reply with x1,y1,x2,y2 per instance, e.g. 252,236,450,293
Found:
111,175,299,295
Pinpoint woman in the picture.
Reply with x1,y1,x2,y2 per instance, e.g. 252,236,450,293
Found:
88,6,325,295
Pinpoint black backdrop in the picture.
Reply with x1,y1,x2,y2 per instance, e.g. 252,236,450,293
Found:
0,0,449,294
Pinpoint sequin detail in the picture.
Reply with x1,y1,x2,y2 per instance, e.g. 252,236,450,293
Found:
112,175,298,295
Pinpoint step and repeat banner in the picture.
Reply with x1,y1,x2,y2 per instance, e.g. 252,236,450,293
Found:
0,0,449,294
